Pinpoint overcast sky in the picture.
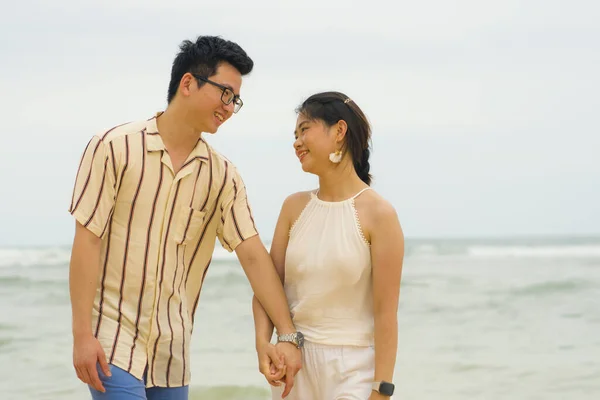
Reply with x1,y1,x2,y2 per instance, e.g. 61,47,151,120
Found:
0,0,598,246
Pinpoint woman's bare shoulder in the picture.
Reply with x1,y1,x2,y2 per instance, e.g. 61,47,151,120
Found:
281,190,314,219
355,189,400,234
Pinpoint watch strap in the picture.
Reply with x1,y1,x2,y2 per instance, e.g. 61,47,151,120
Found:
372,381,394,396
372,381,381,392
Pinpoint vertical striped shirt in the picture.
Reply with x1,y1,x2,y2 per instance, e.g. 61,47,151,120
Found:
69,113,258,387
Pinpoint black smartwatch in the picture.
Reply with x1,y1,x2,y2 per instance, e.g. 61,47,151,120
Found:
372,380,395,396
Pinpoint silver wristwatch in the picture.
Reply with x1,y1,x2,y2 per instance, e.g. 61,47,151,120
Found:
276,331,305,348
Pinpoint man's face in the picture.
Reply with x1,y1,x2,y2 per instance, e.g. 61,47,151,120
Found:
186,62,242,134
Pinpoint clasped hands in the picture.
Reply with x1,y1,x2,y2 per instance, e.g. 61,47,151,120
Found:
257,341,302,398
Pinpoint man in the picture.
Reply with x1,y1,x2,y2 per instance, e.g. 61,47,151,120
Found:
68,36,302,400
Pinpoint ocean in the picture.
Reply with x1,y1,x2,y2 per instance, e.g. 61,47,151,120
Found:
0,236,599,399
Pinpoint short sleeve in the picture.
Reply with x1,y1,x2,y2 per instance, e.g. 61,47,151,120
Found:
68,136,116,238
217,168,258,252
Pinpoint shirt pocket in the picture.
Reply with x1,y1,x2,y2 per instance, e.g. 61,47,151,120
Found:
173,207,207,245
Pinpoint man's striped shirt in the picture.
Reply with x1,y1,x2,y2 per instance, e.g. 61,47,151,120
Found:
69,113,258,387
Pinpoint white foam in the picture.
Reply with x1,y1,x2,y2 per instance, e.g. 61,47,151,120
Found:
410,244,439,256
0,243,268,268
7,243,596,268
0,248,71,268
467,245,600,258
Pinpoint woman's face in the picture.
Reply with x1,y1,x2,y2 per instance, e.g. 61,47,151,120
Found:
293,113,339,175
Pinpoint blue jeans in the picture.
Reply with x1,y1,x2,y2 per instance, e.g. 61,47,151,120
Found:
89,364,189,400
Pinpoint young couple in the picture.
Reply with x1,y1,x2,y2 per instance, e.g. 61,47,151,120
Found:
68,35,404,400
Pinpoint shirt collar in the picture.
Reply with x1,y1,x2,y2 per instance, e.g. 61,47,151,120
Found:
145,112,210,163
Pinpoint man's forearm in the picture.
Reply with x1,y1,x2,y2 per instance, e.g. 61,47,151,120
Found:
252,295,275,349
373,312,398,382
69,224,103,338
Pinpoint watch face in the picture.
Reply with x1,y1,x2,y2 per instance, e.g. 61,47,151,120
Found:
379,382,395,396
297,332,305,348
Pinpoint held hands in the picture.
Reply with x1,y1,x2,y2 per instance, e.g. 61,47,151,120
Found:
257,342,286,386
257,341,302,398
275,341,302,397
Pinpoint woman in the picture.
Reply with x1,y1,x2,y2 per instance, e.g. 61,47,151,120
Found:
252,92,404,399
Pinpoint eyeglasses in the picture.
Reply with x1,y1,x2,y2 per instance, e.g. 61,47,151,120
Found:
192,74,244,113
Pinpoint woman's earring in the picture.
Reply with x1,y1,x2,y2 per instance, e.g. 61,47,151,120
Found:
329,150,342,163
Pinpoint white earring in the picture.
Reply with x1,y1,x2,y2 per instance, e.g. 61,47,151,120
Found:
329,150,342,163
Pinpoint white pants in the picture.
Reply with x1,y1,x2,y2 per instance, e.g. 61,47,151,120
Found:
271,341,376,400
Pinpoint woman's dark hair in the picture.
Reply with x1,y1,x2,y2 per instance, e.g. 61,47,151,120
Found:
167,36,254,103
296,91,372,185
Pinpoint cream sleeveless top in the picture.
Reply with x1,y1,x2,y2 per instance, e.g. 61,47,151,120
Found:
284,188,373,346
